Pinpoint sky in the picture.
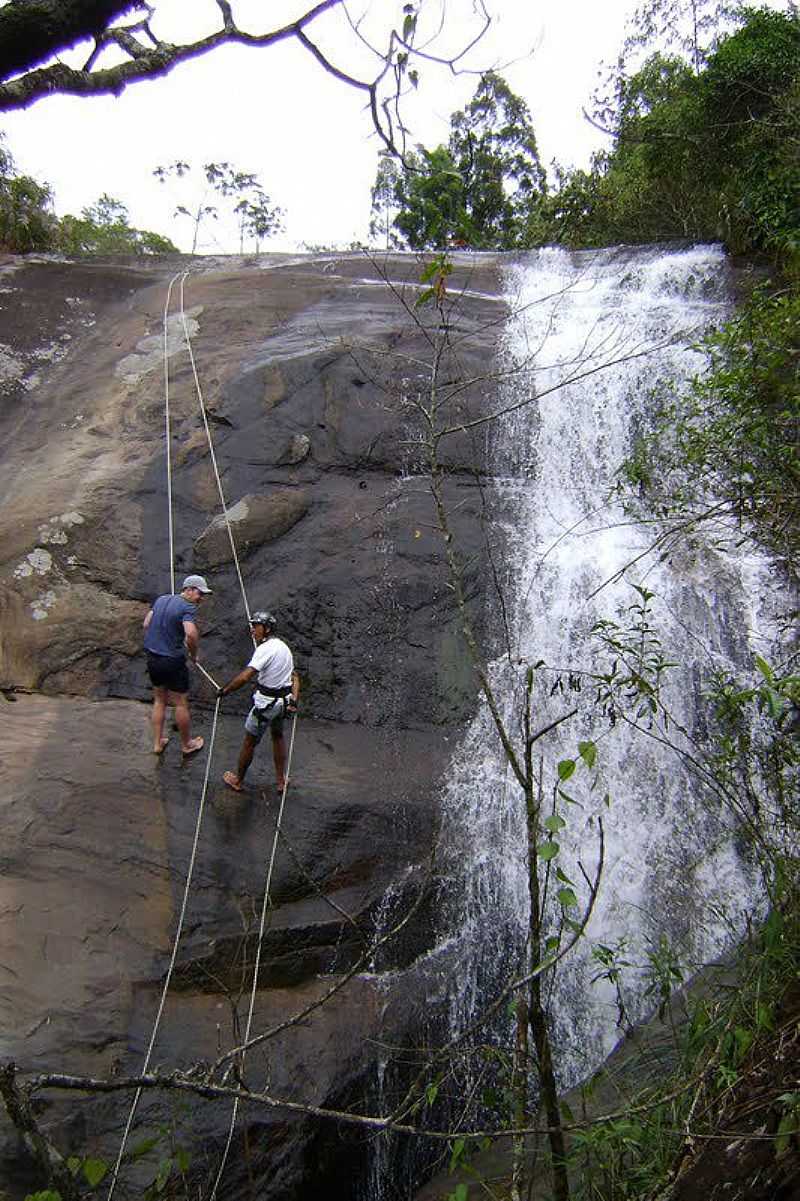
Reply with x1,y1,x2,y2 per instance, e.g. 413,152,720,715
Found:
0,0,679,252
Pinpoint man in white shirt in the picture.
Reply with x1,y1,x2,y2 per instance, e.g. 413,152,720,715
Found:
218,610,300,793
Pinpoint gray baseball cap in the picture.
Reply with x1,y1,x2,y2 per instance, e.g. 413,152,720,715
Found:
182,574,212,594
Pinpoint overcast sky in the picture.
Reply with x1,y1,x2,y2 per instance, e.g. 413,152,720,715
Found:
0,0,746,252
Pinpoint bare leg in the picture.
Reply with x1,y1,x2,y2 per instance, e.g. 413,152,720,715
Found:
173,691,202,754
236,733,258,784
271,731,287,790
151,686,169,753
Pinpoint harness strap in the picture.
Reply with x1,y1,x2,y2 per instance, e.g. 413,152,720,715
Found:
255,683,292,699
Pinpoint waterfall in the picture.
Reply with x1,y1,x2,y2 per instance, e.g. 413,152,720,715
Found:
438,243,781,1094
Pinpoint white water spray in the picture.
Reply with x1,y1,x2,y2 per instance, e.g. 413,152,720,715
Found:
440,244,780,1087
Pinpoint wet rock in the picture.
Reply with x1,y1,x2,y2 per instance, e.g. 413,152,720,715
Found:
0,251,506,1199
278,432,311,465
193,489,310,566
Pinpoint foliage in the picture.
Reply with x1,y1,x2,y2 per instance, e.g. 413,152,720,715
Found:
371,72,547,250
569,899,800,1200
590,0,741,128
593,585,677,726
391,144,465,249
0,134,177,256
368,154,404,249
0,136,56,252
56,193,178,255
154,160,283,253
548,7,800,258
619,286,800,577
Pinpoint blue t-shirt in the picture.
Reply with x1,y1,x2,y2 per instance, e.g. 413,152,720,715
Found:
144,594,197,658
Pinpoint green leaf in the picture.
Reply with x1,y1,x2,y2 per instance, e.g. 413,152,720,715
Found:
82,1159,109,1188
174,1147,190,1174
154,1158,172,1193
67,1157,82,1175
544,814,566,832
755,1002,774,1031
545,935,561,952
754,653,774,683
556,866,575,884
557,758,576,781
451,1184,469,1201
426,1081,439,1106
132,1135,161,1159
415,286,435,308
776,1109,799,1157
578,740,597,769
734,1026,753,1061
449,1137,466,1172
538,840,560,861
557,887,579,908
557,789,577,804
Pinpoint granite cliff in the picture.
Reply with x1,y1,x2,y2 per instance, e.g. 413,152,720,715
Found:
0,251,505,1198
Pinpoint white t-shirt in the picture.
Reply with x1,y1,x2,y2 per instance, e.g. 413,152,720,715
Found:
248,636,294,709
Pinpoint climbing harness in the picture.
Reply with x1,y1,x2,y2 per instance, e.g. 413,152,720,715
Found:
108,270,298,1200
255,682,293,700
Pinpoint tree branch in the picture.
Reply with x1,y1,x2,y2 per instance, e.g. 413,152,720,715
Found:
0,0,141,80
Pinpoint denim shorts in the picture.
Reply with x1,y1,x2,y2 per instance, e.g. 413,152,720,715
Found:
244,699,285,742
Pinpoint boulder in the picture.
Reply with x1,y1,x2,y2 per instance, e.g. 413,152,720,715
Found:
194,489,309,567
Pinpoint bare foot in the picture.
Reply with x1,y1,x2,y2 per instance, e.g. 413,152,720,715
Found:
275,779,287,792
223,771,243,792
153,737,170,755
182,736,204,757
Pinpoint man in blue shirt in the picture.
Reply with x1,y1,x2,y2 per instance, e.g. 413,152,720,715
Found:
143,574,212,756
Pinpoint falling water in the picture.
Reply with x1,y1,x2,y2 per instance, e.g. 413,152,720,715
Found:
438,243,783,1091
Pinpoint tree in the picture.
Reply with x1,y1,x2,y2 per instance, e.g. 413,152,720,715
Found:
0,0,491,160
373,72,547,250
588,0,740,133
56,192,178,254
154,160,283,254
547,7,800,255
369,154,404,250
0,151,56,252
391,144,466,249
447,71,546,248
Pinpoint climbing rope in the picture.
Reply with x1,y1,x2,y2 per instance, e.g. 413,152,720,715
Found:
178,273,252,625
162,271,185,596
110,270,299,1199
208,713,299,1201
107,698,221,1201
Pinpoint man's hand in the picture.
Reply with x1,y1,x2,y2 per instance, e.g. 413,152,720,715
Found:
285,696,299,717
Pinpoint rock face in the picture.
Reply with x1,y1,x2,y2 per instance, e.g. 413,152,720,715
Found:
194,489,310,567
0,251,506,1198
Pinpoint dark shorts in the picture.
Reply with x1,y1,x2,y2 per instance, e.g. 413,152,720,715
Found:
146,651,189,694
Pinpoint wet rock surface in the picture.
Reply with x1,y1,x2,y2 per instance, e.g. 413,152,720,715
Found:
0,251,506,1197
